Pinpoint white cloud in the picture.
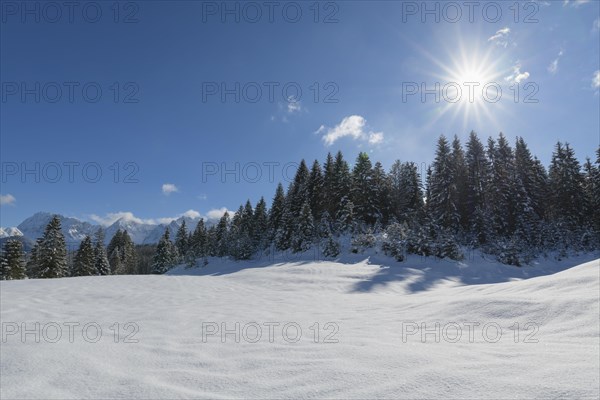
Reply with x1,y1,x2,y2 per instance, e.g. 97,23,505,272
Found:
181,209,202,219
548,59,559,74
90,211,156,226
505,63,530,84
317,115,384,146
368,132,384,144
206,207,230,221
197,194,208,200
593,18,600,32
488,27,511,47
548,50,564,75
0,194,16,206
155,209,203,224
287,100,302,113
162,183,179,195
90,209,207,227
563,0,590,7
592,70,600,89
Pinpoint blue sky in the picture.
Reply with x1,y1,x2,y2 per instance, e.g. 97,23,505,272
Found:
1,0,599,227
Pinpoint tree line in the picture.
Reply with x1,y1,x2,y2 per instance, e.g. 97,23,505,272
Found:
152,132,599,270
2,132,599,279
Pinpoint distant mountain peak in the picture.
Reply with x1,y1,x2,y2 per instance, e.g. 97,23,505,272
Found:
12,211,206,245
0,227,23,238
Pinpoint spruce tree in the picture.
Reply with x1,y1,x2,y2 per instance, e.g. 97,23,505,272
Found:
280,160,311,250
389,160,405,220
450,135,468,232
107,229,123,273
351,152,378,227
253,197,269,249
268,183,286,242
26,238,42,278
0,253,8,280
322,152,336,218
487,134,517,237
427,136,460,232
107,229,122,258
214,212,230,257
337,199,355,233
317,211,333,239
118,231,138,274
332,151,352,220
548,142,585,227
465,132,494,244
589,147,600,231
282,160,311,247
308,159,325,220
189,218,207,261
372,161,391,224
38,215,68,279
93,228,111,275
71,236,96,276
389,161,423,223
513,137,543,244
175,220,189,261
322,232,340,258
292,201,314,252
242,200,255,240
109,248,122,274
230,204,254,260
2,239,26,280
152,228,175,274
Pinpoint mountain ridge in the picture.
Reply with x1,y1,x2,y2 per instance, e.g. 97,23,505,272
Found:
2,211,214,246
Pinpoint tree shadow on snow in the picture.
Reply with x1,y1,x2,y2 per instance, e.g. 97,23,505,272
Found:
349,251,600,294
168,249,599,295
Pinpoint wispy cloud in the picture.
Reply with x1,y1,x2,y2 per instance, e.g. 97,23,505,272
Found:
287,100,302,113
162,183,179,195
505,63,530,84
271,99,304,123
563,0,590,7
592,70,600,90
548,50,564,75
316,115,384,146
0,194,16,206
593,18,600,32
368,132,384,145
488,27,511,47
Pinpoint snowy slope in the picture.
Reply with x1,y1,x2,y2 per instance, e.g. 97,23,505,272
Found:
1,254,598,399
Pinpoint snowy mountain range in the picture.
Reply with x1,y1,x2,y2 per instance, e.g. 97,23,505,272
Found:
0,227,23,239
1,212,208,246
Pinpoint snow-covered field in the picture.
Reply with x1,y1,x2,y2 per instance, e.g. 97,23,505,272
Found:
1,252,599,399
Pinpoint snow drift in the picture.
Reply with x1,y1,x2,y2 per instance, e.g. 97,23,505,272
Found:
1,254,598,399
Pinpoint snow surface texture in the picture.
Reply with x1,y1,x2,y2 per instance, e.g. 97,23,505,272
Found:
1,252,599,399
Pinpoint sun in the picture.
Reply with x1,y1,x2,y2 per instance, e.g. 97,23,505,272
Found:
408,31,512,132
